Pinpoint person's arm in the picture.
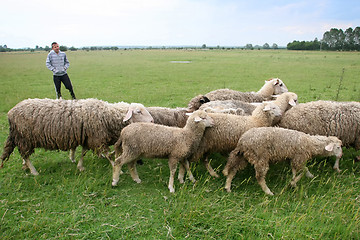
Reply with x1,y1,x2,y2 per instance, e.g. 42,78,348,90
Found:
64,54,70,70
46,53,55,72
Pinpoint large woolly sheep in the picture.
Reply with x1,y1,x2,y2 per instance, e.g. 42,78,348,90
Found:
111,110,214,193
278,100,360,159
204,78,288,102
223,127,343,195
0,98,154,175
178,102,282,182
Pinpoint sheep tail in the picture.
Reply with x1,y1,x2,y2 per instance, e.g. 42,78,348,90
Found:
0,134,16,168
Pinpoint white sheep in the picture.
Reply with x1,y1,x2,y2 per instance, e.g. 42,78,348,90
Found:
198,92,298,121
111,110,214,193
0,98,154,174
178,102,282,182
223,127,343,195
204,78,288,102
278,100,360,159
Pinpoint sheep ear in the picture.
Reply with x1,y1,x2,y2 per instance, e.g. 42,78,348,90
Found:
289,99,297,106
273,78,280,85
325,143,334,152
263,104,271,111
123,109,133,122
194,116,202,122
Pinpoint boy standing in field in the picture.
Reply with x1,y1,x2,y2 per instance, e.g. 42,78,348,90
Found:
46,42,76,99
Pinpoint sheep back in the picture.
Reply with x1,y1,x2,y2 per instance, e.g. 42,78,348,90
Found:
278,100,360,149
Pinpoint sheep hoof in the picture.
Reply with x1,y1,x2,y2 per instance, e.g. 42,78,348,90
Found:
169,187,175,193
134,178,141,184
225,187,231,193
178,179,185,184
211,172,220,178
266,191,274,196
112,180,118,187
77,166,85,172
31,171,39,176
334,167,342,173
306,171,314,178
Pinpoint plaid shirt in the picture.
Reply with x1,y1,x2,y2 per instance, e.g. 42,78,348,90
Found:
46,50,70,76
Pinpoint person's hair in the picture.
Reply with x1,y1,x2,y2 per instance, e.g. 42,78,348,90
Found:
51,42,58,48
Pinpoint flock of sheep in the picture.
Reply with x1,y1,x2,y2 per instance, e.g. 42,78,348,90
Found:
1,78,359,195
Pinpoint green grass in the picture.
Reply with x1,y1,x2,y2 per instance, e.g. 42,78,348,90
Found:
0,49,360,239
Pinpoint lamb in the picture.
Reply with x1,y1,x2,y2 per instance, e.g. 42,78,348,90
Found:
204,78,288,102
0,98,154,175
111,110,214,193
277,100,360,159
223,127,343,195
178,102,282,182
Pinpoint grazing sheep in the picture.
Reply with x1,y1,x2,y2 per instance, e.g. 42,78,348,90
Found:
111,110,214,193
278,100,360,158
178,102,282,182
0,98,154,175
223,127,343,195
186,95,210,112
146,95,210,128
204,78,288,102
147,107,189,128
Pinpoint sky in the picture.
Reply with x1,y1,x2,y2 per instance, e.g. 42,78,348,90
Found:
1,0,359,48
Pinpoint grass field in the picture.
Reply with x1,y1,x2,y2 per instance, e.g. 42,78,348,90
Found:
0,49,359,239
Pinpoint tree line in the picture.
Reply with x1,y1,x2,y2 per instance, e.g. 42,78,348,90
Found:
287,27,360,51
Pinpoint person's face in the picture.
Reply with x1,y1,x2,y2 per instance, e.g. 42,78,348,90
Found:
52,44,60,53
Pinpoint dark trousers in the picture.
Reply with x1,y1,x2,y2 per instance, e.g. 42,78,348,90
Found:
53,74,76,99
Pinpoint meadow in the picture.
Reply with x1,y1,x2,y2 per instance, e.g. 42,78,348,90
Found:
0,49,359,239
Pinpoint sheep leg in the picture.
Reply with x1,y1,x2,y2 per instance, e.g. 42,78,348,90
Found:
305,167,314,178
128,161,141,183
333,157,341,173
290,168,305,187
254,163,273,196
77,148,88,171
168,158,178,193
224,167,238,192
178,163,186,184
69,148,76,163
204,156,219,178
23,157,39,176
183,160,196,183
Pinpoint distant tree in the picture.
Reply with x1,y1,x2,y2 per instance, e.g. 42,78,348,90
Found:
59,45,68,51
44,46,50,51
69,46,77,51
202,44,207,49
245,44,253,50
263,43,270,49
272,43,278,49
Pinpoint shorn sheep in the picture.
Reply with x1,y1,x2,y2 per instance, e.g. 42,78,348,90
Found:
204,78,288,102
179,102,282,182
278,100,360,159
223,127,343,195
198,92,298,119
0,98,154,175
111,110,214,193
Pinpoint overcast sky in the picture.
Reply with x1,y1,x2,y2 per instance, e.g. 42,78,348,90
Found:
1,0,359,48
